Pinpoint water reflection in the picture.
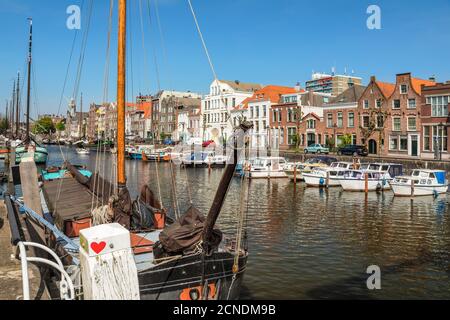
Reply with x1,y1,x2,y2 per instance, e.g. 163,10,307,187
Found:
30,146,450,298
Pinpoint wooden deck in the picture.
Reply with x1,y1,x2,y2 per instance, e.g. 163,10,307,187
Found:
43,177,94,224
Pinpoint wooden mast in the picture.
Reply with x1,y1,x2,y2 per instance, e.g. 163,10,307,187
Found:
117,0,127,189
25,18,32,142
11,80,15,138
79,93,83,139
15,72,20,138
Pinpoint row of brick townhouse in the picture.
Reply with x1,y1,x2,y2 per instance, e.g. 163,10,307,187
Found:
297,73,449,161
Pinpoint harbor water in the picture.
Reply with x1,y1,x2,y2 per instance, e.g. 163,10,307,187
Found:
19,146,450,299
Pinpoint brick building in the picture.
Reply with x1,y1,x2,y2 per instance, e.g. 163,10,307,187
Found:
322,84,366,147
356,76,395,155
420,81,450,160
385,73,435,158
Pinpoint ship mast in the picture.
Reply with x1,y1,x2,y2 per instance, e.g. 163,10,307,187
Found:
117,0,126,190
25,18,32,142
79,93,83,139
11,80,15,139
15,72,20,138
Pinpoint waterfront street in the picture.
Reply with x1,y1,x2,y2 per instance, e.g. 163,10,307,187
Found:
22,146,449,300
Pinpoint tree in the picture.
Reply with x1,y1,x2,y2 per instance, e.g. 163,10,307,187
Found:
32,117,56,135
0,118,8,135
339,134,353,147
55,121,66,133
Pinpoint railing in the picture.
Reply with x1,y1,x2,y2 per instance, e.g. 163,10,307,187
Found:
17,241,75,300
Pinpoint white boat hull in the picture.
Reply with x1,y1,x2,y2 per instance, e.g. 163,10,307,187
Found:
246,170,288,179
339,178,391,191
390,183,448,197
303,173,341,187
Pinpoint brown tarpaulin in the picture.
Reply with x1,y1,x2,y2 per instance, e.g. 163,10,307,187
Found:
158,206,222,255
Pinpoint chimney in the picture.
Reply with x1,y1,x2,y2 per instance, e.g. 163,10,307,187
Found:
370,76,376,83
429,75,436,82
235,80,240,85
295,82,301,92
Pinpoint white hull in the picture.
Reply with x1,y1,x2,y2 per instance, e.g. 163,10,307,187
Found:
339,178,391,191
246,170,288,179
303,173,341,187
390,183,448,197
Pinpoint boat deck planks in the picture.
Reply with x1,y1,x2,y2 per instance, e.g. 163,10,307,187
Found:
43,177,95,220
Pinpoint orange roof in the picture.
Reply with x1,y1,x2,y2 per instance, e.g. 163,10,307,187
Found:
375,81,396,98
411,77,436,95
234,85,299,110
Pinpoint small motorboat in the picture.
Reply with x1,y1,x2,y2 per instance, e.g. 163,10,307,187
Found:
76,148,90,155
303,162,355,187
245,157,288,179
390,169,448,197
284,156,337,181
338,163,403,192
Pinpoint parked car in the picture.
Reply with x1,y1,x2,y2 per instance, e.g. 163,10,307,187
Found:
337,145,369,156
202,140,216,148
304,144,329,154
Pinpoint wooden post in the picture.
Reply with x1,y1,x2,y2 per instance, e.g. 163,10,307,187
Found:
411,179,414,197
293,163,297,185
208,162,211,175
116,0,127,189
20,158,43,216
326,171,330,188
365,173,369,194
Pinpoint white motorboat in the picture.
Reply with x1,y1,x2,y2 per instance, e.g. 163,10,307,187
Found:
284,156,338,181
75,148,90,155
338,163,403,192
303,162,355,187
390,169,448,197
245,157,288,179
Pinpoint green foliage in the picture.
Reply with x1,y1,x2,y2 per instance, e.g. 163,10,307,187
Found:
0,118,8,135
32,117,55,135
339,134,353,147
326,136,335,148
55,121,66,132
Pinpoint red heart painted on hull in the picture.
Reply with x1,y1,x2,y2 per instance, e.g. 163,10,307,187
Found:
91,241,106,254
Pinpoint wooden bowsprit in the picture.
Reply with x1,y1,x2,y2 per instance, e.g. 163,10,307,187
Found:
10,196,80,258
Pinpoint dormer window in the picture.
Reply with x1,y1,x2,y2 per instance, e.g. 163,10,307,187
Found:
400,84,408,94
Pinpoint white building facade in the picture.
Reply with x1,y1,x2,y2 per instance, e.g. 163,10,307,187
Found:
202,80,262,143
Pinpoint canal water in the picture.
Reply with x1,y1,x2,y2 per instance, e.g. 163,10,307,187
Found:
25,146,450,298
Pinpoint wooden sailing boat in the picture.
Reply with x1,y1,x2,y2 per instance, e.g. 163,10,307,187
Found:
7,0,251,300
15,18,49,165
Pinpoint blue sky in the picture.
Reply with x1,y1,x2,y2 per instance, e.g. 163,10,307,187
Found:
1,0,450,117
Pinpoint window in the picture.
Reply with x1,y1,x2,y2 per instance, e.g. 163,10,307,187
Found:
389,136,398,150
376,99,382,108
263,105,267,117
362,115,370,128
392,100,400,109
262,120,267,129
348,112,354,128
432,126,448,152
376,115,384,128
400,84,408,94
400,137,408,151
307,119,316,129
278,110,282,122
392,117,401,131
287,108,293,122
280,128,285,144
288,128,297,145
430,96,449,117
232,98,236,108
424,126,430,151
363,100,369,109
327,113,333,128
250,107,254,119
273,110,277,122
256,106,260,118
337,112,343,128
407,117,417,131
408,98,416,108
